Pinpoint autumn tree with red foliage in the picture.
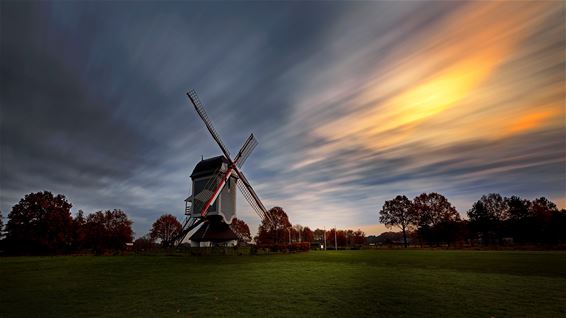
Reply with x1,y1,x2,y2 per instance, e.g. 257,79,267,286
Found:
302,226,314,243
351,229,366,245
326,229,347,248
230,217,252,244
313,228,325,242
5,191,73,254
150,214,182,246
84,209,133,254
134,235,155,251
256,207,291,245
72,210,87,250
291,224,303,242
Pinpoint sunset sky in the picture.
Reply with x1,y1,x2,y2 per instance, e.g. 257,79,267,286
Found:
1,1,564,236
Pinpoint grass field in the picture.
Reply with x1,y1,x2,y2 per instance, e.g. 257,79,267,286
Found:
1,250,565,317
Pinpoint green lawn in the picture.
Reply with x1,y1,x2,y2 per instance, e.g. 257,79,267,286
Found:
1,250,565,317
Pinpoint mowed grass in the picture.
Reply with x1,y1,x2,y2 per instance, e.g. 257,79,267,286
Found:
1,250,565,317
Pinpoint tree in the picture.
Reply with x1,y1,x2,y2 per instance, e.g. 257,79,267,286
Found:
370,231,404,245
5,191,73,254
133,235,155,252
313,228,325,242
505,196,531,243
467,193,507,245
72,210,87,250
302,226,314,243
293,224,304,242
325,229,334,248
413,193,460,246
150,214,182,246
531,197,557,215
481,193,508,221
256,207,291,245
0,210,5,241
379,195,416,247
84,209,133,254
467,200,488,239
230,218,252,244
352,229,366,245
506,196,531,221
345,229,354,247
550,209,566,244
336,230,347,247
530,197,558,244
325,229,347,248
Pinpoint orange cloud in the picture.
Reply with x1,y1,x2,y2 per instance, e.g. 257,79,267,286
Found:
506,109,557,134
309,2,558,154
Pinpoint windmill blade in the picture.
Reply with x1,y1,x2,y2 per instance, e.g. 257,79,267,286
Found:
237,181,269,221
233,168,274,225
236,170,267,212
233,133,258,169
187,90,231,159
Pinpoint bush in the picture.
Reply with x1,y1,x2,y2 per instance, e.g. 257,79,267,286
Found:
288,242,310,251
133,236,156,252
259,242,310,252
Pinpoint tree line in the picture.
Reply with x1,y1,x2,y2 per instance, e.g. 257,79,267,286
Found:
141,206,367,251
3,190,562,255
1,191,134,255
379,192,566,247
254,206,367,250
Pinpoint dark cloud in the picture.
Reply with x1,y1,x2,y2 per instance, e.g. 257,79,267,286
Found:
0,1,355,233
1,2,564,236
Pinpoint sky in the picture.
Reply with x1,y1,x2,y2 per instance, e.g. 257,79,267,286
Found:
1,1,564,237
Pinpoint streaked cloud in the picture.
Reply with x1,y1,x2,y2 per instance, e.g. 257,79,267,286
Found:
1,2,564,236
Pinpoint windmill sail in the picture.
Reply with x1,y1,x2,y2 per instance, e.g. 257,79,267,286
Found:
187,90,231,159
237,181,269,222
234,134,258,168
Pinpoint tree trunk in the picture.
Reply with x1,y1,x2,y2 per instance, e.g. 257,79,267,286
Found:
402,226,408,248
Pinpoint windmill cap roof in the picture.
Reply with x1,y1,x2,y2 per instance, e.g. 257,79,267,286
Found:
190,155,230,178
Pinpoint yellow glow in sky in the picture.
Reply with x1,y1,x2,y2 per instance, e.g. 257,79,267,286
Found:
311,2,559,153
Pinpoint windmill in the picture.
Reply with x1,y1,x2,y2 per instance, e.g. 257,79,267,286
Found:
170,90,273,247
